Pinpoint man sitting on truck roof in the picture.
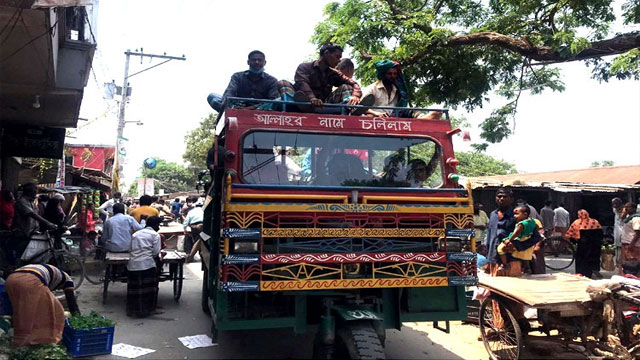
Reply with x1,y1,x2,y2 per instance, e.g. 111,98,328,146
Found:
279,43,374,115
363,59,442,120
207,50,279,111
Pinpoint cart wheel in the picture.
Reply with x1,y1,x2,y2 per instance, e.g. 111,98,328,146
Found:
102,264,110,304
479,297,522,360
173,263,183,302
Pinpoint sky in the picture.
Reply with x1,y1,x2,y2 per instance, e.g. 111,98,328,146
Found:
71,0,640,189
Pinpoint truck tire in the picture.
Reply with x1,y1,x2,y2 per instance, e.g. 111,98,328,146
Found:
337,322,385,360
201,264,210,315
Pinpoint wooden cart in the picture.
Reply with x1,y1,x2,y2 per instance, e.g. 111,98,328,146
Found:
102,250,186,304
478,273,606,360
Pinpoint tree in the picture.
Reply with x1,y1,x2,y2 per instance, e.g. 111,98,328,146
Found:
140,159,196,193
127,181,138,197
183,113,216,177
455,151,517,177
591,160,615,167
313,0,640,145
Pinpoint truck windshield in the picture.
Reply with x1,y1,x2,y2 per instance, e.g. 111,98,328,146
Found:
241,131,443,188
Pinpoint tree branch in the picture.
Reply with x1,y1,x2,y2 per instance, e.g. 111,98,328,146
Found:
403,31,640,65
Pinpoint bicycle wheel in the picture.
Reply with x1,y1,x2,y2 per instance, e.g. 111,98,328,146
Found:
53,253,85,289
544,238,575,271
479,297,522,360
83,256,107,285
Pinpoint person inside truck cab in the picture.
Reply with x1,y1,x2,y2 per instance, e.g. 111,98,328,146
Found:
279,42,374,115
406,147,442,187
206,50,279,111
362,59,442,120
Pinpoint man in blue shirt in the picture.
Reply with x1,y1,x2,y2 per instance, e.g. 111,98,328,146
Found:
183,202,204,261
102,203,146,253
485,188,516,266
207,50,279,111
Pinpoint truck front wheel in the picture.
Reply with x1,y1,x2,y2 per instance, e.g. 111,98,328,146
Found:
337,322,385,360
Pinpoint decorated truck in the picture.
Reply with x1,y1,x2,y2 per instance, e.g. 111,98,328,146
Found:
200,98,477,359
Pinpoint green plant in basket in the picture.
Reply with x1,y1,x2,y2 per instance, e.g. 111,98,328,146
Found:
68,311,115,330
8,344,70,360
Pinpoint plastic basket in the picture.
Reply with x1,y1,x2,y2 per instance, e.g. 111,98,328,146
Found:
62,318,114,358
0,284,12,315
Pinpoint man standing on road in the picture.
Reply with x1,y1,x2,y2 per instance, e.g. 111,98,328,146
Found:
102,203,146,253
620,202,640,276
613,197,625,267
9,183,57,263
553,203,570,235
98,192,122,221
540,200,555,238
485,188,516,271
473,203,489,245
183,201,204,261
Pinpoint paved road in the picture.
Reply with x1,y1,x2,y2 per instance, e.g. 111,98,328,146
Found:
81,263,487,359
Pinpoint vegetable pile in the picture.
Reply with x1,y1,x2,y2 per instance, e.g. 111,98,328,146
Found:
8,344,70,360
68,311,115,330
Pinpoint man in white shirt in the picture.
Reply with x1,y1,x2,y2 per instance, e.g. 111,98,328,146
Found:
183,203,204,260
102,203,145,253
127,216,162,317
361,59,441,119
539,201,555,237
553,203,570,235
98,192,122,220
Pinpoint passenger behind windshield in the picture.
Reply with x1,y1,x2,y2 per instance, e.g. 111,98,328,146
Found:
242,132,443,188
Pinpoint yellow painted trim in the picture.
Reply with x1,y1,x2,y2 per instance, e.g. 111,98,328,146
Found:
232,193,348,204
223,238,229,255
225,203,473,214
260,277,448,291
362,196,469,204
225,174,232,205
261,228,445,238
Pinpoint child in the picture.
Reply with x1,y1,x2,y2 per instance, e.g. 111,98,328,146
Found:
497,205,540,273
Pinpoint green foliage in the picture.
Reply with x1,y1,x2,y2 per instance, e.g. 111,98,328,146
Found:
312,0,639,145
455,151,517,177
127,181,138,197
183,113,216,177
591,160,615,167
8,344,70,360
68,311,116,330
140,159,195,193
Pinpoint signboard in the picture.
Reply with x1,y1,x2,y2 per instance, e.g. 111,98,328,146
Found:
1,126,65,159
137,178,155,197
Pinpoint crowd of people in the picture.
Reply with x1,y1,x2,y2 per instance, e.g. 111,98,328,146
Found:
208,44,442,119
0,183,207,348
474,188,640,279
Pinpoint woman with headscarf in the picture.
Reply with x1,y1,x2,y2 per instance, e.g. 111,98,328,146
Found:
564,209,603,278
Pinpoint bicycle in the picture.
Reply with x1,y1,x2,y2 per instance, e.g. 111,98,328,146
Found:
81,244,108,285
543,235,576,271
0,230,85,289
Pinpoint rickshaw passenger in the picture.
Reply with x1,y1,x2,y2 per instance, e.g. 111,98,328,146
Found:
102,203,145,253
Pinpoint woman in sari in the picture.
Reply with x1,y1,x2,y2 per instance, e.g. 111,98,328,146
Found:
5,264,79,347
564,209,602,278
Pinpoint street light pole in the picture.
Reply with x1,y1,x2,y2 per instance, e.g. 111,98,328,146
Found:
112,49,186,191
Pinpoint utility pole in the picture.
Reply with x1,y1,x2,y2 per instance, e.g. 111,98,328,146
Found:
112,48,186,191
